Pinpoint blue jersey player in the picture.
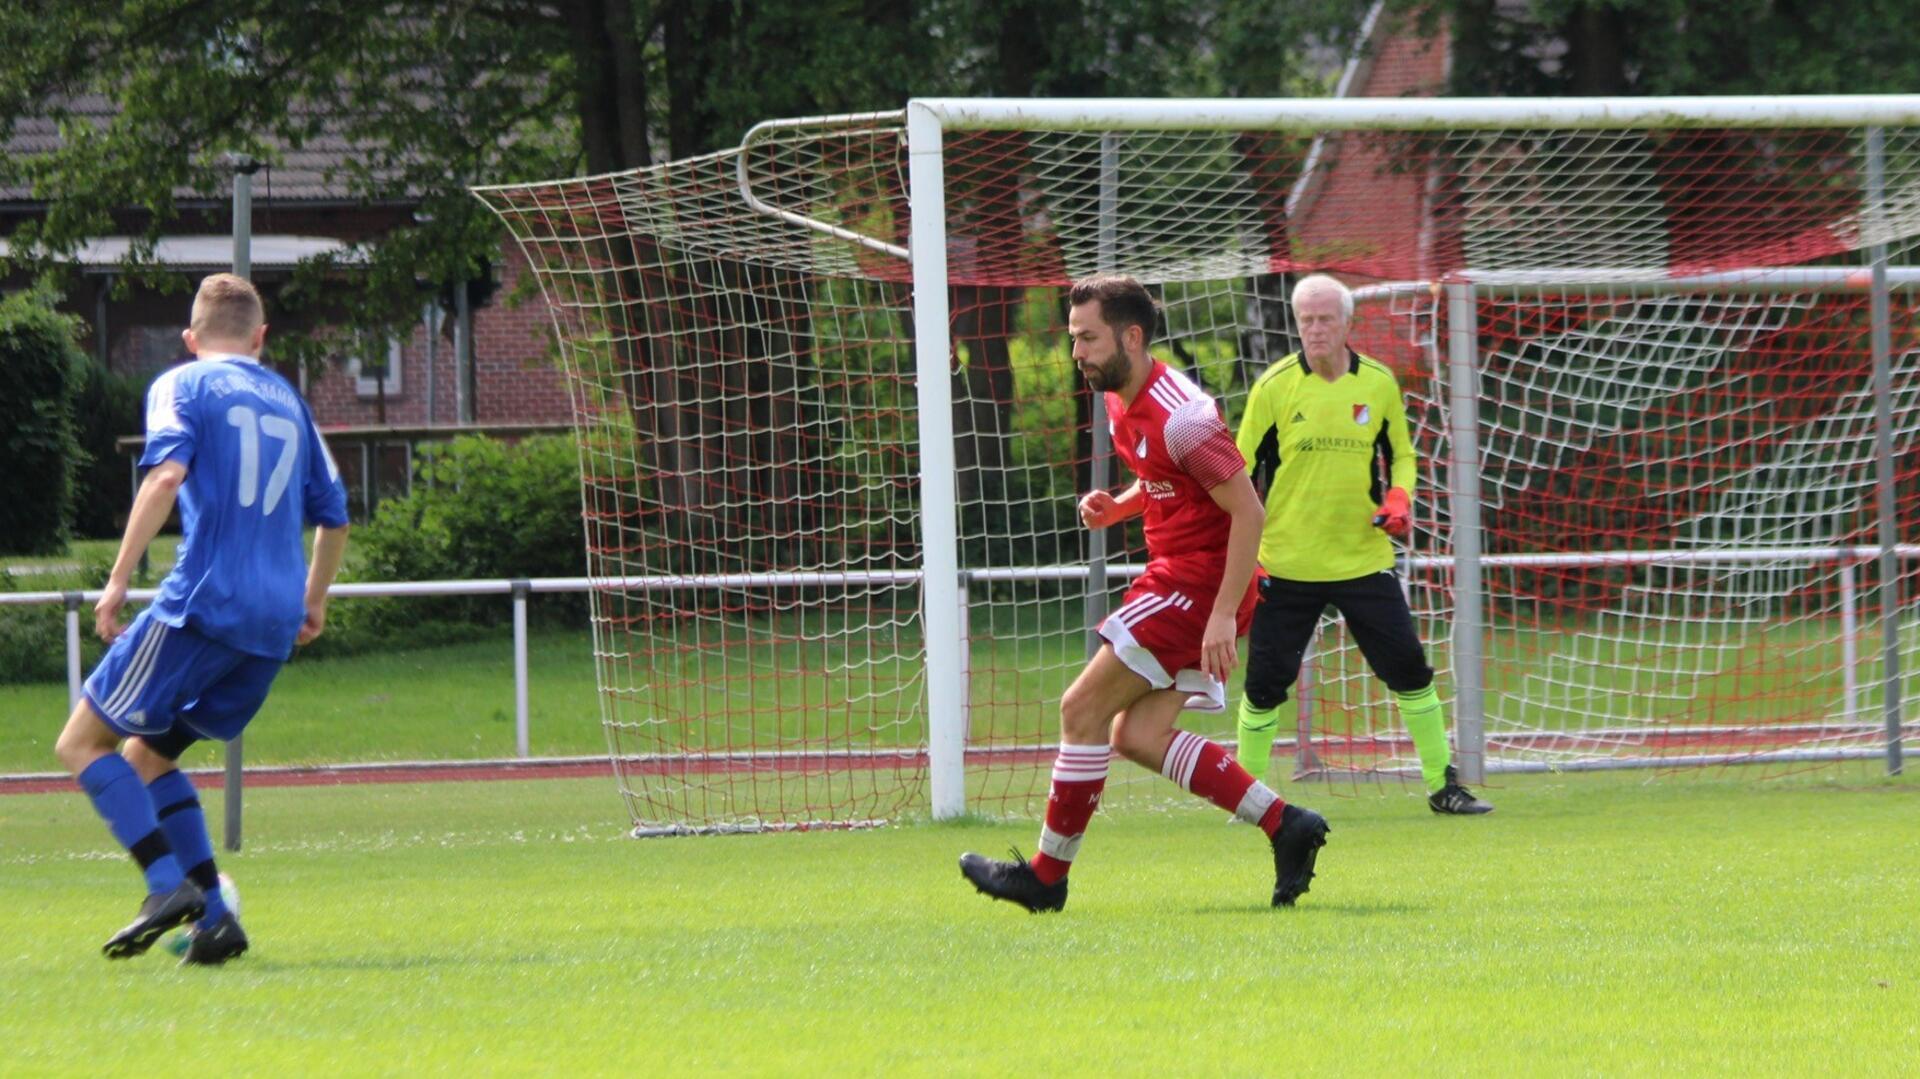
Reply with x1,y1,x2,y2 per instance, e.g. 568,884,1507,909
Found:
52,274,350,966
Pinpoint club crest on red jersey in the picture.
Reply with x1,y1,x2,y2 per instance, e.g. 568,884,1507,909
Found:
1353,404,1371,426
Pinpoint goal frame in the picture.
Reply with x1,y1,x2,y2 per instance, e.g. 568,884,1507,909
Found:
892,97,1920,816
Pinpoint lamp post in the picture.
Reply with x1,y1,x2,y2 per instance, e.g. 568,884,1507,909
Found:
223,152,261,852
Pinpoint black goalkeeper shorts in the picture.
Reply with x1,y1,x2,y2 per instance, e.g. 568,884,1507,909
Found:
1241,570,1434,710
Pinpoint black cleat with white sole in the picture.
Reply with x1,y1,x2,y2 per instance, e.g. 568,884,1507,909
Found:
959,849,1068,913
102,881,204,959
1428,765,1494,815
1270,804,1329,907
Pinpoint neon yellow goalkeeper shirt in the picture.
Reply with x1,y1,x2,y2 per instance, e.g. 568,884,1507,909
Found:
1235,350,1418,582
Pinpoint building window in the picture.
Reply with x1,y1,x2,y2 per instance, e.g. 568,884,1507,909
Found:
123,326,186,379
349,338,404,398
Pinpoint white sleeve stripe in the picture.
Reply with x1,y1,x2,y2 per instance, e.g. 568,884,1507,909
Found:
144,368,186,436
314,429,341,482
1148,381,1190,414
1162,366,1205,399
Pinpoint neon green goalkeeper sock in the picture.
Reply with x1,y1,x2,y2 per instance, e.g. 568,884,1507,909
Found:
1393,685,1452,793
1235,699,1281,784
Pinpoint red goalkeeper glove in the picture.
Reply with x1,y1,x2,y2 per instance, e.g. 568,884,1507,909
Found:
1372,487,1412,538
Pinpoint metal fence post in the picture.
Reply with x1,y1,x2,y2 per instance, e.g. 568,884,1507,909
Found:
223,735,242,852
65,592,83,710
512,579,531,759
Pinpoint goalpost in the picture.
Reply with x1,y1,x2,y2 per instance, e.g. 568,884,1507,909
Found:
475,96,1920,834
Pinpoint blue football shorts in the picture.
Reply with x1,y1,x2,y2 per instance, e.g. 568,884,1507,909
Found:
83,607,284,746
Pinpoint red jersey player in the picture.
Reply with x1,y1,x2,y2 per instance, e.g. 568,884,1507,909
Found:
960,274,1330,912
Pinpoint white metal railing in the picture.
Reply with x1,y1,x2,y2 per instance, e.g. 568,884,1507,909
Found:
3,571,931,756
7,546,1913,846
9,541,1918,758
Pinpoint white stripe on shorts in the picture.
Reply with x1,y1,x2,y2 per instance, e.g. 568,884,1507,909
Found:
1113,594,1173,629
101,621,168,719
1106,591,1162,626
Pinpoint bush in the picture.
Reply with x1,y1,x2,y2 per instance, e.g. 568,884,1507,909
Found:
353,434,585,583
69,361,145,539
0,433,592,679
0,290,87,554
320,434,588,650
0,602,105,684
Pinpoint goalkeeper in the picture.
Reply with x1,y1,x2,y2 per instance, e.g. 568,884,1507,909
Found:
1232,274,1491,815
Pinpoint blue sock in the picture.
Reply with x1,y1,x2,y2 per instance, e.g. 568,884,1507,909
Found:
148,769,227,928
77,755,183,895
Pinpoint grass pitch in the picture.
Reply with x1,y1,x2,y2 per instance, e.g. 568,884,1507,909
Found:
3,771,1914,1075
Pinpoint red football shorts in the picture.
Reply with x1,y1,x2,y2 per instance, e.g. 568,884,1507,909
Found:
1098,562,1260,712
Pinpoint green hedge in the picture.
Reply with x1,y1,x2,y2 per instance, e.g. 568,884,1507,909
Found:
0,595,96,683
304,433,588,657
0,291,86,554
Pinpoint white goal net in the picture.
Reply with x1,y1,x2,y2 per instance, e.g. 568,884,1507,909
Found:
475,98,1920,832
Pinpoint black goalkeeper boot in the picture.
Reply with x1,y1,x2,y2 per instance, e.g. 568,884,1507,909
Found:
959,849,1068,913
103,880,204,959
1270,804,1330,907
1429,765,1494,815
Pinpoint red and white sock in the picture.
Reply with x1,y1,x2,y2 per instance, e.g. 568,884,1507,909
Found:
1030,743,1111,885
1162,729,1286,836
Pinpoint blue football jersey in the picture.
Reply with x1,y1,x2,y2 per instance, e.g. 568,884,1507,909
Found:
140,352,350,658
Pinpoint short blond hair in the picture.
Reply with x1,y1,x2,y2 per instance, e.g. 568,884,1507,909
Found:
190,273,264,342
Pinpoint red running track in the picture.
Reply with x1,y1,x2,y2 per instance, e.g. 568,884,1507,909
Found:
0,758,618,796
4,727,1882,797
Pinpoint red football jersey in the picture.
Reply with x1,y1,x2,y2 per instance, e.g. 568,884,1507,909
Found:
1105,360,1247,585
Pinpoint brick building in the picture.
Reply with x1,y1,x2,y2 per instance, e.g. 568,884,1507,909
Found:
295,243,570,432
1,97,572,517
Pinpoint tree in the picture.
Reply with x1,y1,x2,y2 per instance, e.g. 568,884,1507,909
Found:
0,0,1368,562
0,289,86,554
0,1,1369,345
0,2,575,369
1429,0,1920,97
